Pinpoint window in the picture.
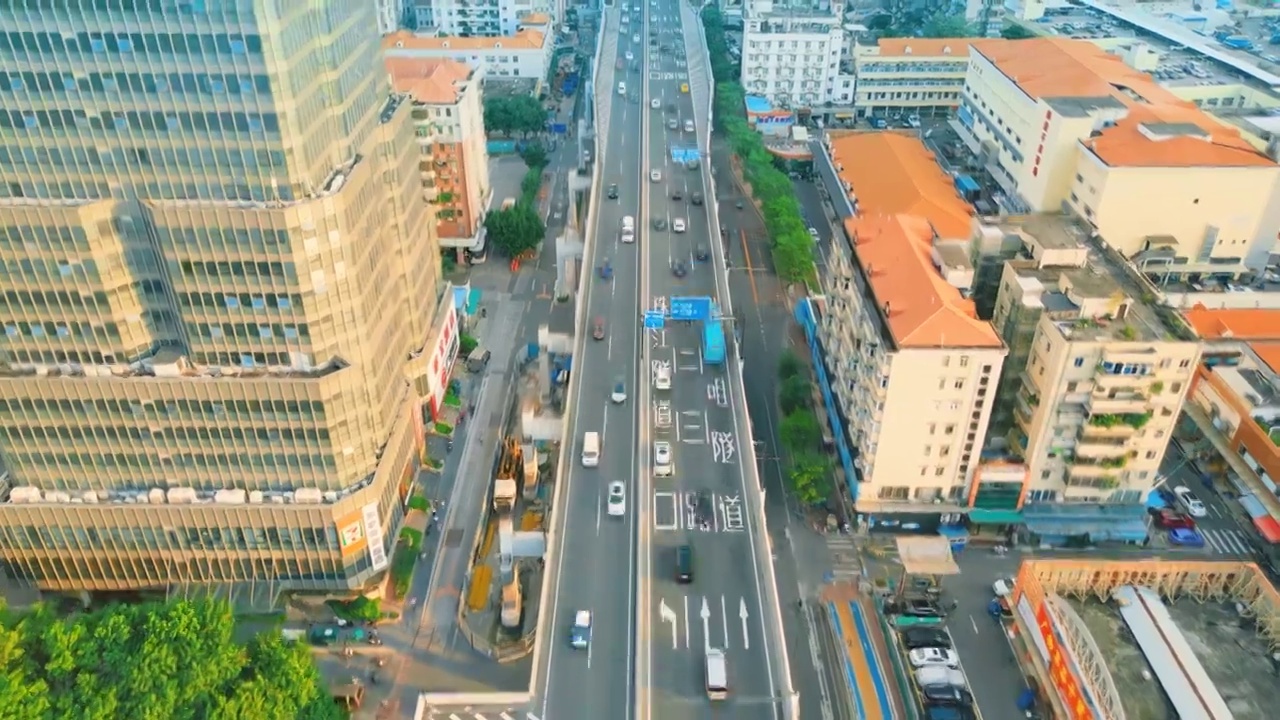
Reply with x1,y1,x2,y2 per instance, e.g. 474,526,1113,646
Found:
959,356,969,367
1073,357,1084,367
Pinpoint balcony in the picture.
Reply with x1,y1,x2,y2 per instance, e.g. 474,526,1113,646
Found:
1074,440,1129,459
1079,421,1136,439
1019,369,1039,394
1087,411,1151,432
1086,393,1148,416
1067,461,1121,481
1015,390,1039,420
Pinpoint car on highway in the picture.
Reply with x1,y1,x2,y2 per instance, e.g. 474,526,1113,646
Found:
672,260,687,277
1150,507,1196,530
650,169,662,182
908,647,960,669
675,544,694,583
672,218,686,233
652,216,668,231
607,482,626,516
691,191,703,205
651,98,661,109
1174,485,1208,517
671,188,683,201
624,50,633,61
808,227,820,239
886,598,945,618
695,245,709,261
654,441,673,476
901,627,952,650
1168,527,1206,547
611,378,627,403
632,34,640,43
592,316,605,341
607,183,618,199
570,610,592,649
617,81,626,96
667,117,678,130
684,119,694,132
654,364,671,390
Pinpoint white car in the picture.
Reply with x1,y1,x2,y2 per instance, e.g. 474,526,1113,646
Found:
672,218,686,233
607,481,626,516
1174,485,1208,517
654,364,671,390
654,441,673,477
650,169,662,182
625,50,633,61
611,378,627,403
651,98,661,109
992,578,1014,598
908,647,959,669
633,34,641,44
570,610,592,649
808,227,820,239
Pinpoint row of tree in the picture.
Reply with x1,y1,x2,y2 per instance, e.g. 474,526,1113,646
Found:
701,7,816,286
777,351,831,506
482,95,548,137
869,11,1037,40
0,598,342,720
484,142,548,258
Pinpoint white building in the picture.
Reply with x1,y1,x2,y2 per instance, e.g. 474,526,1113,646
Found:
377,0,405,34
410,0,553,36
383,19,553,81
740,0,848,109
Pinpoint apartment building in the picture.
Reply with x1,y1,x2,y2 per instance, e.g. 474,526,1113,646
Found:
955,38,1280,274
0,2,445,599
822,213,1006,515
377,0,406,34
383,21,552,81
387,58,492,255
990,227,1200,512
740,0,849,109
1183,306,1280,540
409,0,551,36
852,39,975,121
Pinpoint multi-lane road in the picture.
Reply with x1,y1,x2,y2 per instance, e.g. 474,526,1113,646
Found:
538,1,786,718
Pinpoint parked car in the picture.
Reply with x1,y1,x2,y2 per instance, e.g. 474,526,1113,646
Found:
1150,508,1196,530
901,627,951,650
569,610,592,649
1168,527,1206,547
992,578,1015,598
908,647,960,669
921,683,973,707
886,598,945,619
1174,485,1208,517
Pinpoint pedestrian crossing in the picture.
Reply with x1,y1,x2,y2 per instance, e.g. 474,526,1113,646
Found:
1198,527,1254,556
823,533,861,583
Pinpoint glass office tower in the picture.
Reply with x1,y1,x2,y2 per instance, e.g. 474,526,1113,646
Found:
0,0,442,602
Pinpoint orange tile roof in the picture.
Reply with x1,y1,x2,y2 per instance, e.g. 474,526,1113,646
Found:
1250,342,1280,375
385,58,473,104
844,214,1002,349
875,38,975,58
826,131,974,240
1183,304,1280,341
383,29,546,53
971,38,1271,169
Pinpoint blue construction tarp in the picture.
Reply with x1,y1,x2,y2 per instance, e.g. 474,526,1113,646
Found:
955,174,980,194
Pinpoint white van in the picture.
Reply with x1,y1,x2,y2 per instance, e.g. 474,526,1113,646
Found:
617,81,627,96
684,119,695,133
622,215,635,231
705,648,728,700
582,431,601,467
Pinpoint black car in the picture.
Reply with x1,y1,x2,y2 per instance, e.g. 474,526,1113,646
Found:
886,597,944,618
652,217,668,231
694,246,709,261
672,260,687,278
607,183,618,199
671,189,683,201
900,627,951,650
675,545,694,583
691,191,703,206
920,684,972,706
924,701,976,720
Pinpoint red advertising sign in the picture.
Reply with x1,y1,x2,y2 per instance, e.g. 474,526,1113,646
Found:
1035,602,1094,720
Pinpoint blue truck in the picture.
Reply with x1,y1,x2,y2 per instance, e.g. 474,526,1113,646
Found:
702,321,725,365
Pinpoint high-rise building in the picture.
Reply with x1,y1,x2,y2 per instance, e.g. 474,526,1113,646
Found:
739,0,846,110
0,1,444,600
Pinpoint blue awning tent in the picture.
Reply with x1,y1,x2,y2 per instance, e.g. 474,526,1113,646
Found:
1023,502,1149,544
954,174,980,194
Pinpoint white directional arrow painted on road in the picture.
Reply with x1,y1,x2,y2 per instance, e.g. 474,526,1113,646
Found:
700,596,712,652
740,598,751,650
659,598,678,649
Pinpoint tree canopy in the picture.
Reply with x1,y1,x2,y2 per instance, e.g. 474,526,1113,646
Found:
0,598,342,720
1001,24,1036,40
486,204,546,257
483,95,548,136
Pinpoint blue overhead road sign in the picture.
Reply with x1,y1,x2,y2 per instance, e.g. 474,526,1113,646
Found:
643,311,665,330
670,296,712,322
670,147,700,164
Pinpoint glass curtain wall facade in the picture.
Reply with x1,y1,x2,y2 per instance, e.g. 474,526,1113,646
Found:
0,0,442,598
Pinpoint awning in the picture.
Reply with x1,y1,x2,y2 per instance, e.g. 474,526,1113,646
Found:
1024,516,1149,543
968,508,1022,525
954,174,980,194
1253,515,1280,543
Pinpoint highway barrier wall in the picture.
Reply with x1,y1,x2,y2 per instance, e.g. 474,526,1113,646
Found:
685,6,798,718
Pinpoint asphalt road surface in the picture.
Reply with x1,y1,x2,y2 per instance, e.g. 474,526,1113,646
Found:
537,5,642,720
638,1,780,718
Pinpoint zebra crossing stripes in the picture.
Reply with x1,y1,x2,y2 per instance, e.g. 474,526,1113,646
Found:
823,534,862,583
1199,527,1253,556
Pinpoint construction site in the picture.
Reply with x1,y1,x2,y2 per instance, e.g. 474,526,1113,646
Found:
1010,559,1280,719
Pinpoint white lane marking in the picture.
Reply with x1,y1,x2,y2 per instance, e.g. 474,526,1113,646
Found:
654,491,678,530
721,595,730,650
739,598,751,650
607,334,613,361
684,595,691,649
596,484,603,536
659,598,678,649
970,614,980,635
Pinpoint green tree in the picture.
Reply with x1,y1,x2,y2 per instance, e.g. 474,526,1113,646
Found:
922,16,977,38
483,95,548,136
780,410,821,453
486,204,545,257
519,142,548,170
778,350,802,380
778,375,811,414
0,598,342,720
788,453,831,505
1001,24,1036,40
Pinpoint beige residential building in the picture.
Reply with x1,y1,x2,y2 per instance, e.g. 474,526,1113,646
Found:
388,57,492,255
0,2,444,600
991,225,1200,505
382,20,553,82
822,213,1006,512
852,38,975,120
955,37,1280,273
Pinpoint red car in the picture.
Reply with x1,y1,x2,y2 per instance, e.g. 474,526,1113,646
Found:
1151,508,1196,530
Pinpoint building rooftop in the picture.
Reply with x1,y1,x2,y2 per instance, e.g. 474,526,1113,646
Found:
873,38,975,58
971,38,1271,168
825,131,975,240
383,28,547,53
385,57,474,104
1182,305,1280,341
844,213,1002,350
